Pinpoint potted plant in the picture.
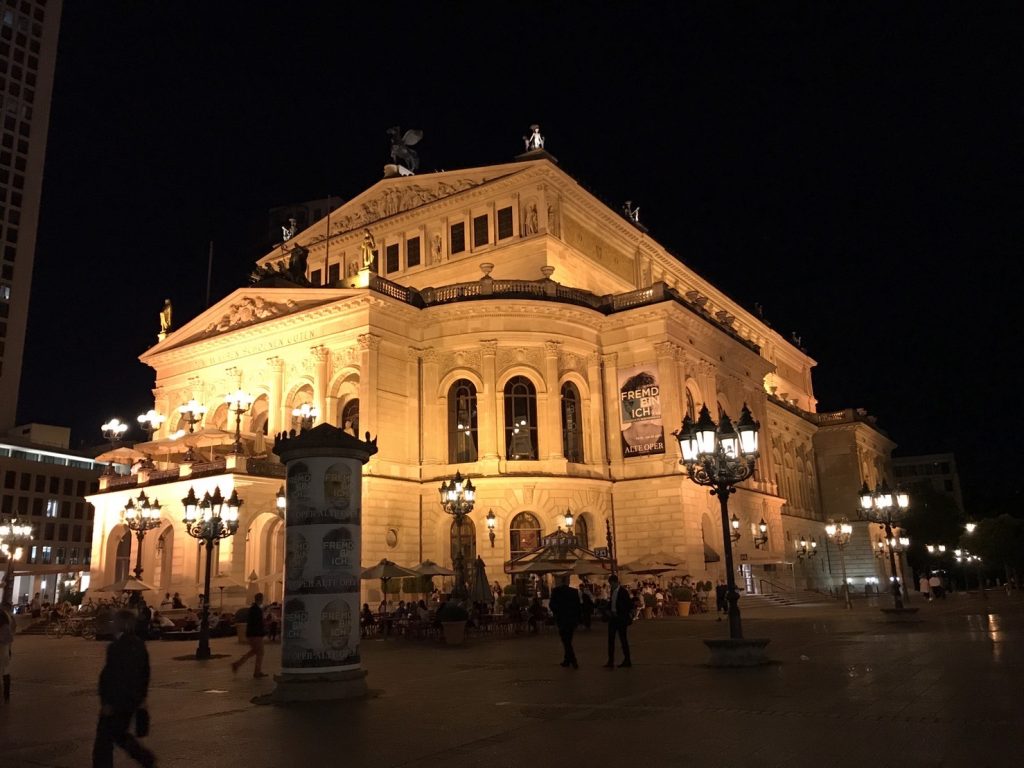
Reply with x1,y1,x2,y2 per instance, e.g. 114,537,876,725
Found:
642,593,656,620
671,587,693,616
437,601,469,645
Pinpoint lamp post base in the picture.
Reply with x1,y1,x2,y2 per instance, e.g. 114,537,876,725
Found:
257,669,369,705
703,638,771,667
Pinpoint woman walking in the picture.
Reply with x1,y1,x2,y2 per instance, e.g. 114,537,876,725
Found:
0,609,14,704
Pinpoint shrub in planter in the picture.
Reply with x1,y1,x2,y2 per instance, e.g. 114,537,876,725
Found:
671,587,693,616
701,580,713,593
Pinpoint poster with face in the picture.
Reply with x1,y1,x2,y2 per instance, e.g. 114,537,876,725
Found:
287,461,319,525
618,365,665,457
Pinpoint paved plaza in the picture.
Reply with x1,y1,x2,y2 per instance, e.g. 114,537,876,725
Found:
3,594,1023,767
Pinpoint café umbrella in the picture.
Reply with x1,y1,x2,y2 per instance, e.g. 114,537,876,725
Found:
360,559,419,616
468,556,492,605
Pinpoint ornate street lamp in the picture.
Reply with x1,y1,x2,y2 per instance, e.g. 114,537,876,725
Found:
136,410,165,468
796,536,818,559
182,486,241,659
753,518,769,549
964,521,977,534
275,485,287,514
225,389,255,455
177,399,207,461
291,403,320,432
563,508,574,531
121,491,163,579
0,517,32,605
438,471,475,600
673,402,760,640
100,418,129,475
824,519,854,609
729,513,741,542
955,548,986,598
859,480,910,609
486,509,496,547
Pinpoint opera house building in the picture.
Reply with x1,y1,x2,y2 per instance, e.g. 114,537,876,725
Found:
86,143,901,606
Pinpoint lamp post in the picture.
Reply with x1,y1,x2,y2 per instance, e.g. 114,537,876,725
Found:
438,471,475,600
796,536,818,559
858,480,910,610
137,410,165,468
291,403,320,432
275,486,287,514
485,509,496,547
100,418,128,475
177,399,207,461
673,403,760,640
824,520,853,609
182,486,241,659
955,548,986,599
729,513,741,542
563,508,574,531
225,389,254,455
753,518,769,549
0,518,32,605
121,491,163,579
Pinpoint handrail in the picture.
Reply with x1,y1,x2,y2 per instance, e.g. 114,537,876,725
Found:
757,577,793,595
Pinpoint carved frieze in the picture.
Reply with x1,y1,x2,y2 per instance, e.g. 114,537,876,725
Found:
496,345,543,374
559,350,586,377
198,297,300,338
439,348,482,377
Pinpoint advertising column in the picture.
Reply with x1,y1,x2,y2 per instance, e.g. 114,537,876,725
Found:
264,424,377,704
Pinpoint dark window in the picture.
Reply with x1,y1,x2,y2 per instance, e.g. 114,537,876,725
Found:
16,496,26,513
33,473,43,492
447,379,478,463
3,470,13,488
72,525,82,542
560,382,584,463
328,262,340,284
340,399,359,436
575,515,590,549
62,478,72,495
386,243,400,273
1,495,10,513
510,512,541,558
60,500,70,517
76,480,85,496
43,522,53,539
58,523,67,541
31,497,41,514
310,269,322,286
450,222,465,254
19,472,29,490
473,215,488,247
497,206,513,239
407,236,421,268
48,476,57,493
504,376,538,460
74,502,83,518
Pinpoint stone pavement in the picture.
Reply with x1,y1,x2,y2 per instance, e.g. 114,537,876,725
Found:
3,594,1024,768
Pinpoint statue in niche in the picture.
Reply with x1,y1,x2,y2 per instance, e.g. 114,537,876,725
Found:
524,203,539,235
360,229,377,269
523,124,544,152
282,217,298,241
158,299,173,336
431,233,442,264
387,127,423,172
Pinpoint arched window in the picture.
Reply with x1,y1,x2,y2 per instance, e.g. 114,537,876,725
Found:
209,403,229,430
685,389,696,421
560,382,584,463
289,384,314,431
575,514,590,550
509,512,541,558
447,380,478,463
250,395,269,436
449,518,476,567
504,376,538,460
114,531,132,582
341,399,360,437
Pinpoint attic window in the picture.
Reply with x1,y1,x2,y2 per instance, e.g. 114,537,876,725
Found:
473,215,489,248
497,207,513,239
407,236,421,268
450,222,466,255
386,243,400,274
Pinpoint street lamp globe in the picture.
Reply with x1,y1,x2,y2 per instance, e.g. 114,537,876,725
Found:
564,508,574,530
275,486,287,513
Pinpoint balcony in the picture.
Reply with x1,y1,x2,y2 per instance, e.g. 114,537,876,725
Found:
96,454,284,494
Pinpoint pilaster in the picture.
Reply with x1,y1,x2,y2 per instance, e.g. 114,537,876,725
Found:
602,353,623,468
543,340,563,460
586,352,607,466
480,340,499,460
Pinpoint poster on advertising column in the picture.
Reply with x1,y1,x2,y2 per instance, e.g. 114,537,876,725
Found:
618,364,665,457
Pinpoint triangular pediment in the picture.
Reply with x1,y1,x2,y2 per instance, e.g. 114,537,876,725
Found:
141,287,354,360
258,162,535,266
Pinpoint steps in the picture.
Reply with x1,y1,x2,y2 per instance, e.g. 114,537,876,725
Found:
742,591,832,607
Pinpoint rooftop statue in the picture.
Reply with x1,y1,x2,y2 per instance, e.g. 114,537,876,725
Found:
623,200,640,223
282,217,297,242
360,229,377,269
159,299,173,336
387,127,423,172
523,124,544,152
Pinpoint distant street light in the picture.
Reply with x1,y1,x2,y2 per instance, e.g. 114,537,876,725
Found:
292,403,320,432
121,491,164,579
824,519,853,609
439,471,475,600
859,480,910,610
225,390,255,455
0,517,32,605
177,400,208,461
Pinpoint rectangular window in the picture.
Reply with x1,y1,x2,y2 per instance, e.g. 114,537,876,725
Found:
72,525,82,541
19,472,29,490
31,497,41,514
69,547,79,565
62,479,72,495
328,262,340,285
1,494,10,513
41,545,51,564
74,502,83,518
48,476,58,493
473,215,488,247
45,498,57,517
407,236,421,268
385,243,400,273
58,523,67,541
34,474,44,492
450,222,465,255
28,545,36,564
44,522,53,539
497,206,513,239
310,268,322,286
55,547,65,564
76,480,85,497
3,470,13,488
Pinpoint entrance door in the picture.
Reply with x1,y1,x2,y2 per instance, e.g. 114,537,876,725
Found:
741,564,755,595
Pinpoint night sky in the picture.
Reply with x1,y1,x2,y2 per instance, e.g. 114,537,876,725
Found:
17,3,1022,511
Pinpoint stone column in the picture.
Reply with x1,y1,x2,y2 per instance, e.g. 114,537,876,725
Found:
601,353,623,467
357,333,380,445
655,342,682,459
695,360,717,415
584,353,606,467
421,348,443,465
543,341,563,460
312,346,330,426
479,340,499,460
268,357,285,436
264,425,378,704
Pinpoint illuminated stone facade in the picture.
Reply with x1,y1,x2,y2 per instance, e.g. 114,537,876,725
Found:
87,156,897,605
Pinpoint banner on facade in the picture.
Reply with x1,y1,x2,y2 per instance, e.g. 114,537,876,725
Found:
617,364,665,457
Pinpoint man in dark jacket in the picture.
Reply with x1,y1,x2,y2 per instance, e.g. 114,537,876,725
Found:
549,574,582,668
604,574,633,668
231,593,266,678
92,610,155,768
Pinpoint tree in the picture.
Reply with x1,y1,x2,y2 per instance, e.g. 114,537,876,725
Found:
900,486,964,578
962,514,1024,587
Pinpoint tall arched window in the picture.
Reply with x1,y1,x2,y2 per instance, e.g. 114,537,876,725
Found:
341,399,360,437
575,514,590,549
560,382,584,463
209,403,229,430
447,380,478,463
685,389,696,421
504,376,538,460
250,395,269,436
289,384,314,431
509,512,541,558
449,518,476,567
114,531,132,582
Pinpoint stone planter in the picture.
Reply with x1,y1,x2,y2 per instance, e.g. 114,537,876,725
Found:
703,638,771,667
441,620,466,645
676,602,691,617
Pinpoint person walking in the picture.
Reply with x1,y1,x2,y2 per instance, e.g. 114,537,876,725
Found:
919,575,932,602
0,608,13,705
92,610,156,768
580,589,594,630
929,573,944,599
549,574,582,668
604,574,633,669
231,593,266,678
